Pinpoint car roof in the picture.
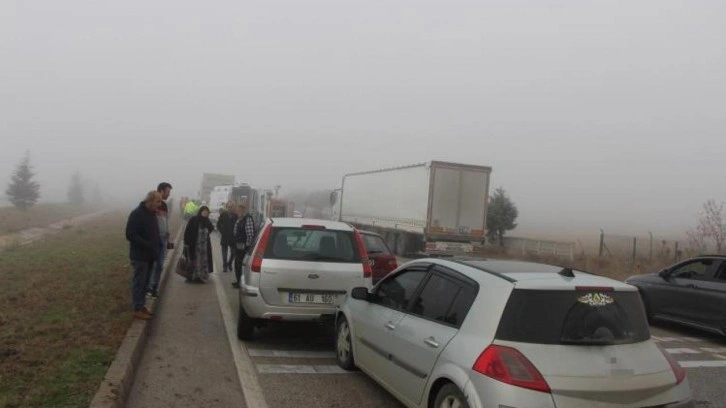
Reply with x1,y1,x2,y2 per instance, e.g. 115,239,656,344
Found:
405,258,635,291
268,217,355,231
358,230,383,237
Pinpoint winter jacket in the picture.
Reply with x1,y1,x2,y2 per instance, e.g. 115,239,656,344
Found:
216,210,237,246
126,202,160,262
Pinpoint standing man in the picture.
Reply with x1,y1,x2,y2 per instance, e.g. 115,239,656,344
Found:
232,203,256,289
126,191,162,320
147,182,173,299
216,201,237,273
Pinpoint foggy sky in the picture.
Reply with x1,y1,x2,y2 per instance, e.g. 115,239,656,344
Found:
2,1,725,238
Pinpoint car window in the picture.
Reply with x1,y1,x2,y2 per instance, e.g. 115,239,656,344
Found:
375,269,428,311
671,259,714,281
716,262,726,281
362,234,391,255
496,289,650,345
409,273,476,327
265,228,360,263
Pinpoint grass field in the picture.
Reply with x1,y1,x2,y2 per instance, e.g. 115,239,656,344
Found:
0,211,179,407
0,204,99,235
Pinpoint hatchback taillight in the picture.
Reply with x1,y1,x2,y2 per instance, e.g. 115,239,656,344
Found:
353,230,372,278
250,225,272,273
472,345,551,393
658,344,687,384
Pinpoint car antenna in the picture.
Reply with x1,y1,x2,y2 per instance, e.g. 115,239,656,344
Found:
558,267,575,278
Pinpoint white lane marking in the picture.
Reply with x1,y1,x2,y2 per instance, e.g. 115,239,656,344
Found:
665,348,701,354
212,272,269,408
248,349,336,359
679,360,726,368
651,336,664,342
256,364,350,374
700,348,726,354
681,337,704,342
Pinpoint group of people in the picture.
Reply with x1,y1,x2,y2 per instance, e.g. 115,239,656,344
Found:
125,183,173,321
125,185,257,321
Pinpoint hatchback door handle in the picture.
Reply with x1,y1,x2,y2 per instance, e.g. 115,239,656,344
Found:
385,322,396,330
424,337,440,348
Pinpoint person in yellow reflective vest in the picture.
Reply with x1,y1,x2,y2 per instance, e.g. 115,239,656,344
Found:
184,200,199,220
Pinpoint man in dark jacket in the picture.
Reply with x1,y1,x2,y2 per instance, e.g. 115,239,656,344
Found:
216,201,237,273
126,191,162,320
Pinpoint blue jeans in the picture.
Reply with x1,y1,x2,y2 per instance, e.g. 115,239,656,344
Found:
131,260,153,311
221,243,235,269
147,236,168,294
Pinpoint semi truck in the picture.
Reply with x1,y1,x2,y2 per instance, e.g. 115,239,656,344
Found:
331,161,492,256
199,173,235,204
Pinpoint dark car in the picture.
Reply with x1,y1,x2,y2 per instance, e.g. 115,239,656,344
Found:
625,255,726,335
358,231,397,283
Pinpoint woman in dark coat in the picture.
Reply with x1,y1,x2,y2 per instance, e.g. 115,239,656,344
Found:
183,206,215,282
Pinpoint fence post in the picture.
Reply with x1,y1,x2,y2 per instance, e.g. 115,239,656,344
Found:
599,229,604,257
648,231,653,261
632,237,637,265
674,241,679,262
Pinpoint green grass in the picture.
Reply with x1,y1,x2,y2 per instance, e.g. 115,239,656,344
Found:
0,212,135,408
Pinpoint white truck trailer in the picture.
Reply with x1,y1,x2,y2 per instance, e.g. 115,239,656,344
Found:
331,161,492,256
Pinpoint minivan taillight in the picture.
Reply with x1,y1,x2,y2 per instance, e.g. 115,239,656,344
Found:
353,230,372,278
473,345,551,393
658,345,687,384
251,225,272,273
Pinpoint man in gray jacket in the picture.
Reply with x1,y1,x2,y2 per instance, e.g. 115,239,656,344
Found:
147,182,172,299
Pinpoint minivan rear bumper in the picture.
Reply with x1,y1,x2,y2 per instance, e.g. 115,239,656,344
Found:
240,283,339,320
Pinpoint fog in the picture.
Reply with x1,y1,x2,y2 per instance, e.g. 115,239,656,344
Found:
2,1,724,240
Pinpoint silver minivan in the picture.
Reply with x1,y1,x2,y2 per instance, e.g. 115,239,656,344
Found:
237,218,373,340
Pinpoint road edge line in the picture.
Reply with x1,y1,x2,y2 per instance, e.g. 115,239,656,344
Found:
212,271,269,408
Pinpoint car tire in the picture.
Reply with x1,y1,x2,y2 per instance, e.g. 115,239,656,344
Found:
639,291,654,324
335,316,356,371
237,304,255,340
434,383,471,408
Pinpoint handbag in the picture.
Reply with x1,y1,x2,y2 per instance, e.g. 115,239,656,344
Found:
175,247,192,279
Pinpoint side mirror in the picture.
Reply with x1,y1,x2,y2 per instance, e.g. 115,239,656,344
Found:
658,269,669,279
351,287,370,301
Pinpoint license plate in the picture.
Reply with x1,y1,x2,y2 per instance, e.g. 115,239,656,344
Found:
288,292,336,304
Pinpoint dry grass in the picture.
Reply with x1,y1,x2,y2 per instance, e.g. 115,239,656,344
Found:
0,204,98,235
0,210,179,408
477,246,676,281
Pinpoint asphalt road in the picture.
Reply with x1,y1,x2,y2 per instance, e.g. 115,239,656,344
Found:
126,236,726,408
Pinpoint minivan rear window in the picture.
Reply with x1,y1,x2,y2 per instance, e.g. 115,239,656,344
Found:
265,227,361,263
496,289,650,345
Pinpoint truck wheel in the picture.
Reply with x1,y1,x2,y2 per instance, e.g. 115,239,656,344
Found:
396,233,408,257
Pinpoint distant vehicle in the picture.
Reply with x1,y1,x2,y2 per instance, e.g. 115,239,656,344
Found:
208,183,252,223
336,259,694,408
293,210,303,218
359,230,397,283
199,173,235,204
269,199,293,218
236,218,373,340
331,161,492,257
626,255,726,335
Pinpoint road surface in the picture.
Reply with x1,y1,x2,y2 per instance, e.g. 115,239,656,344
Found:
125,235,726,408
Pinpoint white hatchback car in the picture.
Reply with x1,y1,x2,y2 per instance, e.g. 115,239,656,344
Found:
237,218,373,339
335,258,694,408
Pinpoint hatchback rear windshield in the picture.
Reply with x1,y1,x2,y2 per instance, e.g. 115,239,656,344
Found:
265,227,361,263
361,234,391,255
496,289,650,345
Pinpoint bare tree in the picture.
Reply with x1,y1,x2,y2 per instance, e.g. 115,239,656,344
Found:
697,199,726,254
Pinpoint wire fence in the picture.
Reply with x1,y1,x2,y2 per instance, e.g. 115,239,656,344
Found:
598,230,683,265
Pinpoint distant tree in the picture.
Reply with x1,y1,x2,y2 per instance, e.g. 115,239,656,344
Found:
91,183,104,205
697,199,725,253
486,187,519,246
5,151,41,210
67,172,85,205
